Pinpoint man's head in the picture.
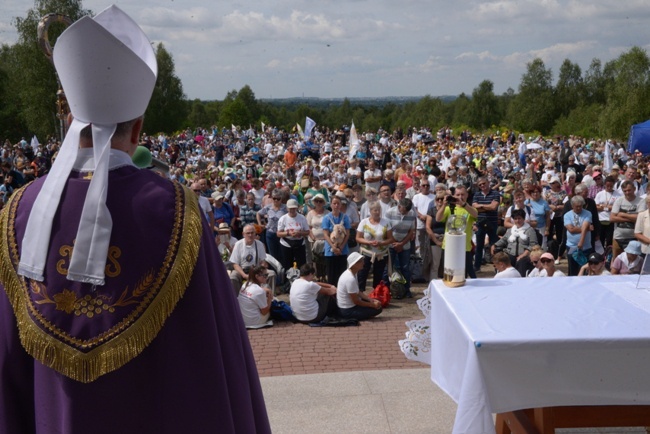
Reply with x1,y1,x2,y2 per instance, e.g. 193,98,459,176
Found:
477,177,490,193
492,252,511,271
379,185,392,202
570,195,585,214
621,180,636,201
454,185,468,203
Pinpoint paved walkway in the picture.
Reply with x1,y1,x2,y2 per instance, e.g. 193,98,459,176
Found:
248,275,647,433
248,317,421,377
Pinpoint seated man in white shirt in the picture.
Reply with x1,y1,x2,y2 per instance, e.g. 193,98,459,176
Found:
228,224,276,295
289,264,337,323
336,252,382,320
493,251,522,278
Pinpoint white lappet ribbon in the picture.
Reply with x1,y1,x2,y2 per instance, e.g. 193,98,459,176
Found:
18,119,116,286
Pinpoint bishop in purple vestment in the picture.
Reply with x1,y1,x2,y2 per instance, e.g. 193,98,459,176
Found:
0,5,270,433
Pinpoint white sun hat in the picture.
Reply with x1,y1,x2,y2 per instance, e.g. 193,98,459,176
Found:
18,5,157,285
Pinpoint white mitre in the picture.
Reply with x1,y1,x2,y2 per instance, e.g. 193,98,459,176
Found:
18,5,158,285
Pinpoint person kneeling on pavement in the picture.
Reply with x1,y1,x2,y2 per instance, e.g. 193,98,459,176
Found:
289,264,338,323
337,252,383,321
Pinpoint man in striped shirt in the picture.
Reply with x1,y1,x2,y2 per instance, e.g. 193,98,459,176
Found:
385,197,416,297
472,176,501,272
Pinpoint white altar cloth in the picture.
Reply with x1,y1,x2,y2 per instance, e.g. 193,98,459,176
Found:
402,276,650,434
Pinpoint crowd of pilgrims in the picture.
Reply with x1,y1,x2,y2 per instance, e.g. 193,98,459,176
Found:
4,125,649,326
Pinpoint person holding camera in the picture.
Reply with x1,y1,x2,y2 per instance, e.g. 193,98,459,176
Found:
435,185,478,278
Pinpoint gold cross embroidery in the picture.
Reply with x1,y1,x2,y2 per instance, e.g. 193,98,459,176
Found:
83,172,93,180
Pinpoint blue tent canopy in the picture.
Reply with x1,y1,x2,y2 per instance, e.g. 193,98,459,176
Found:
628,120,650,154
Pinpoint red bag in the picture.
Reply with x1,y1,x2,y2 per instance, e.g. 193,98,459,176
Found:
368,280,391,308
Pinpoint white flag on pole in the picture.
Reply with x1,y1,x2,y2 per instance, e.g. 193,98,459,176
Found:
349,121,360,160
304,117,316,139
603,140,613,175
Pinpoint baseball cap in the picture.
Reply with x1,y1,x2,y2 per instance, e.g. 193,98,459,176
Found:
587,252,604,263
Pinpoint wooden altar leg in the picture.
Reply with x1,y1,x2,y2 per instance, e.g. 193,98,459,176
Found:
496,410,540,434
532,407,554,434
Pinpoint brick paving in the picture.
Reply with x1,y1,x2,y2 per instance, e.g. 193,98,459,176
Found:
248,260,571,378
247,315,423,377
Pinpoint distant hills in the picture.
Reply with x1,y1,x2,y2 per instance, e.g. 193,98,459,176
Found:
259,95,458,107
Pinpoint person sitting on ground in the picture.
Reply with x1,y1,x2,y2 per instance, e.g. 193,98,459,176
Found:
493,251,522,278
539,252,566,277
336,252,382,321
237,265,273,328
578,252,611,276
289,264,337,324
611,240,643,275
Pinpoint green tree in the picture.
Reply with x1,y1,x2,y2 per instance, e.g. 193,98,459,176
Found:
554,59,583,118
144,43,187,134
451,93,471,127
469,80,499,130
0,45,29,139
187,99,212,129
583,58,607,105
508,58,555,134
10,0,90,140
599,46,650,138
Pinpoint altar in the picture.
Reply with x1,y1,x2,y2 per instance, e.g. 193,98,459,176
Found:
400,276,650,434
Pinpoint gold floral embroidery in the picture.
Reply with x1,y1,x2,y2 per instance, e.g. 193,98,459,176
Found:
30,271,155,318
53,289,78,314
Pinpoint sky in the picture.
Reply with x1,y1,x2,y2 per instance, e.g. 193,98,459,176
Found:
2,0,650,101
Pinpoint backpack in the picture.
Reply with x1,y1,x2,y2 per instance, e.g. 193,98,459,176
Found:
368,280,391,307
270,300,296,322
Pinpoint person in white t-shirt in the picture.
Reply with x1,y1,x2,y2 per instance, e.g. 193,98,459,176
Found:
237,265,273,328
336,252,382,321
289,263,337,323
363,159,382,192
493,252,522,278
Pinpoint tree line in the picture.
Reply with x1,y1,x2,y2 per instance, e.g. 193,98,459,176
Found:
1,0,650,142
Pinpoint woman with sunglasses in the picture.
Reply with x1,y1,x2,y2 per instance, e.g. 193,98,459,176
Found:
237,265,273,328
539,252,566,277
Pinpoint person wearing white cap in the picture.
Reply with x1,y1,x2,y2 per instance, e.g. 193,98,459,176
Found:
336,252,382,321
0,6,270,433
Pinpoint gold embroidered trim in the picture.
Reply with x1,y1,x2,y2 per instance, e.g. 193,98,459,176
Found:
0,182,202,383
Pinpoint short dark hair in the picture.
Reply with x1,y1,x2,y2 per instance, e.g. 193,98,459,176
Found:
511,208,526,220
300,263,316,276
